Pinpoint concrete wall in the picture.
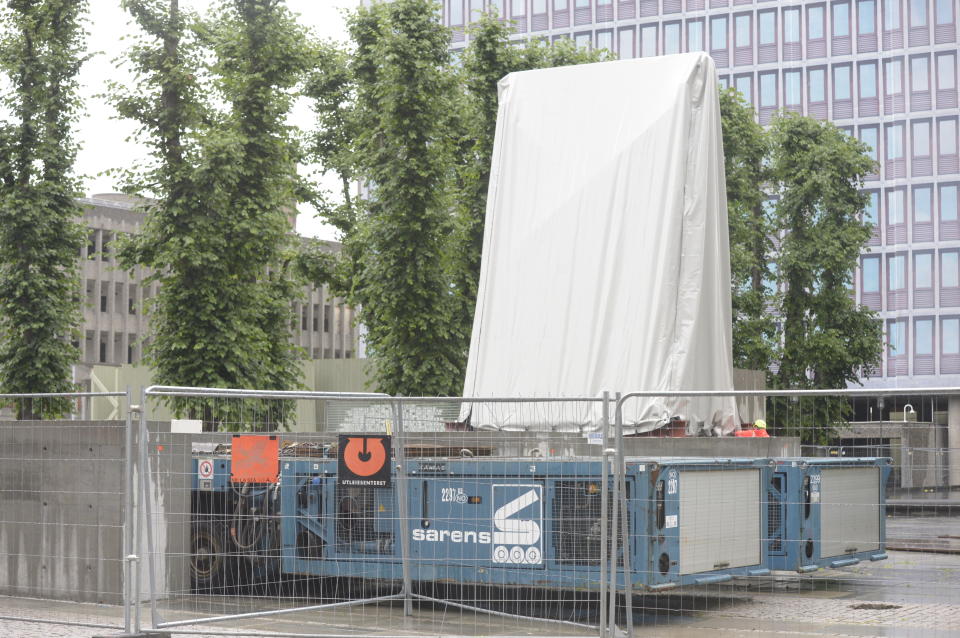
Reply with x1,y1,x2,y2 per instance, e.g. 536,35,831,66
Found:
0,421,126,604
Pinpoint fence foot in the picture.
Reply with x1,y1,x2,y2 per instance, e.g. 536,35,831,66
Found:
91,632,171,638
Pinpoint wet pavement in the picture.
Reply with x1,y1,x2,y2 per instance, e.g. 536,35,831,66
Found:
2,549,959,637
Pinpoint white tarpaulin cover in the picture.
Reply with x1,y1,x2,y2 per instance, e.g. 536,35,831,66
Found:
461,52,739,434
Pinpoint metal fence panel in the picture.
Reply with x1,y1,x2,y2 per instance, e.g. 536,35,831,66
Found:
0,391,132,634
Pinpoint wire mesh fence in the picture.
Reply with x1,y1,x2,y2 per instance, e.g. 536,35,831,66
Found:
3,385,960,637
0,391,132,633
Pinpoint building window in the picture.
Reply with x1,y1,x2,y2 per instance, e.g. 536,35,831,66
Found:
664,22,680,55
912,120,931,156
597,29,613,52
859,0,876,34
911,55,930,92
913,319,933,374
860,61,878,98
864,190,879,226
914,186,933,223
860,126,879,160
915,317,933,356
809,5,825,39
687,20,703,51
909,0,927,27
834,2,851,37
641,24,657,56
324,305,332,333
943,184,960,222
885,58,903,95
888,254,906,291
916,252,933,287
834,64,852,100
784,7,801,42
575,31,591,49
471,0,485,20
450,0,464,25
888,188,905,223
99,340,107,363
711,16,727,50
758,10,776,45
884,0,901,29
863,256,880,292
785,70,802,106
938,53,957,91
809,67,826,102
937,0,955,25
944,318,960,356
735,74,752,104
735,13,751,47
943,250,960,287
888,319,906,354
940,118,959,157
618,27,635,58
886,123,904,160
759,73,777,108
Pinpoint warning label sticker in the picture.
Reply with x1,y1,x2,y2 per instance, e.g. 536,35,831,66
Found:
198,459,214,480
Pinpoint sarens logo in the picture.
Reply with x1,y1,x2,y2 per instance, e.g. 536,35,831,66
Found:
411,529,491,543
410,484,543,566
492,485,542,564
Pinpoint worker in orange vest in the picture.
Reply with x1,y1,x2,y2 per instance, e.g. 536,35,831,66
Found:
734,419,770,437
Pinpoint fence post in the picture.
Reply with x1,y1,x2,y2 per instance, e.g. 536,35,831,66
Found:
599,391,610,638
606,395,620,635
138,387,160,628
393,399,414,616
615,392,634,637
123,387,133,634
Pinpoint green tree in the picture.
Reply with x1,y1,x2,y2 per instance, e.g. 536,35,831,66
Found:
113,0,308,428
0,0,88,418
344,0,462,396
768,113,883,442
719,88,776,372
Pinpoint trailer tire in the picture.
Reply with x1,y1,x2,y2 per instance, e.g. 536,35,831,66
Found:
191,521,239,592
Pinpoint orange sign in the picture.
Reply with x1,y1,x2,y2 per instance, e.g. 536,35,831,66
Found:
230,435,280,483
338,435,391,487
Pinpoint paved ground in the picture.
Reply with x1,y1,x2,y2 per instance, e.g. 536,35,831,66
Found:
887,514,960,552
2,549,960,638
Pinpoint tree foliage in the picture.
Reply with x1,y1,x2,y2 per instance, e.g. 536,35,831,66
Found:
719,88,776,373
767,114,882,442
342,0,463,396
304,5,608,395
722,88,882,442
113,0,309,428
0,0,88,418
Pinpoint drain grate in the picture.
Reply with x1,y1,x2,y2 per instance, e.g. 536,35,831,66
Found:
849,603,902,611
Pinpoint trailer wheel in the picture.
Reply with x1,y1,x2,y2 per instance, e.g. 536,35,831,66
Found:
191,522,236,592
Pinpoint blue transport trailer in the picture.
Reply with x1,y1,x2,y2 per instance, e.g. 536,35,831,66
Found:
190,452,889,594
766,457,891,573
190,454,776,592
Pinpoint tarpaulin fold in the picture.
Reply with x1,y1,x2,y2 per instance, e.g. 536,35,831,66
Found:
461,52,739,435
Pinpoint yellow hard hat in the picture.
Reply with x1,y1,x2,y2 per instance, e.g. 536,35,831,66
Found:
754,419,767,429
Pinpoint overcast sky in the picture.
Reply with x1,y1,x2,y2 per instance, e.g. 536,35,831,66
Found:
76,0,361,240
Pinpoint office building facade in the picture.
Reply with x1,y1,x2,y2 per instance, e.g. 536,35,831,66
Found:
77,194,358,384
444,0,959,389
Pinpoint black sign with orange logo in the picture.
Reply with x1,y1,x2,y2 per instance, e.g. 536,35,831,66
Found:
337,435,392,487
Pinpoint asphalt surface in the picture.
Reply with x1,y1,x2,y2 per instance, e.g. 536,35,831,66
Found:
2,544,960,638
